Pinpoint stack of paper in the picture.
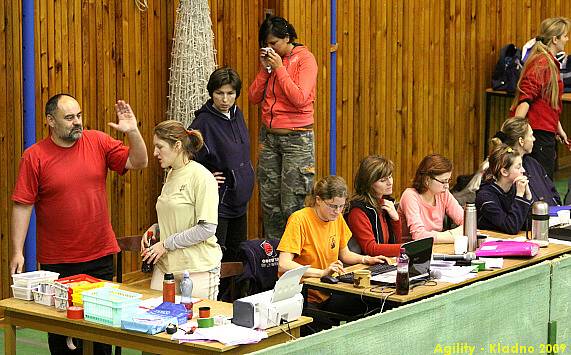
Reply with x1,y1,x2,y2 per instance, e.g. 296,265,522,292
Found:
430,261,477,283
172,323,268,346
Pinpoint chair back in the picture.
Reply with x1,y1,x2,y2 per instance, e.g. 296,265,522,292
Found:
235,239,280,297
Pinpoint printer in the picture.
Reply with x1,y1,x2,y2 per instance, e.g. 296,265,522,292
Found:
232,265,308,329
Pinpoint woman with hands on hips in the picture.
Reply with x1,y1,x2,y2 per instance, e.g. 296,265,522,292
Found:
277,176,390,311
141,120,222,300
476,144,532,234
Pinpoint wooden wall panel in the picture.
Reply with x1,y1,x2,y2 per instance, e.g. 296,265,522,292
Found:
327,0,571,195
0,0,22,300
2,0,571,299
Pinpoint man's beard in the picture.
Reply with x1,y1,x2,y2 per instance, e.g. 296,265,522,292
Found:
63,126,83,142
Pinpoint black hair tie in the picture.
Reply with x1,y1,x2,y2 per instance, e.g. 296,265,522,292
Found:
493,131,508,143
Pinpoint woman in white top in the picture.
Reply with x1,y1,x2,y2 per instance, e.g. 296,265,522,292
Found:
141,120,222,299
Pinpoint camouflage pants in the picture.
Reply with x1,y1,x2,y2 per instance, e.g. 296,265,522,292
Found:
258,126,315,239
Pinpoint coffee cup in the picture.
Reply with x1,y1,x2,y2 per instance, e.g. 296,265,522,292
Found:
454,235,468,255
557,210,570,224
353,270,371,289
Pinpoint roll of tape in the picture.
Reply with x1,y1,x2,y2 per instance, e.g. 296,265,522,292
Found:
471,260,485,271
67,306,84,319
198,306,210,318
198,317,214,328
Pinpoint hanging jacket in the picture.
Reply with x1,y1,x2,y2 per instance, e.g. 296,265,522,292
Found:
235,239,280,297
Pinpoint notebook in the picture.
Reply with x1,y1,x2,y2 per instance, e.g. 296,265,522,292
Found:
371,237,434,284
548,205,571,217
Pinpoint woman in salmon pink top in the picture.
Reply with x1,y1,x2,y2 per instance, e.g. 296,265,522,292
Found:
248,16,318,240
346,155,402,257
397,154,464,243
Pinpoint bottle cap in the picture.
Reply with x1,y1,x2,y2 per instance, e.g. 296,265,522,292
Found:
166,323,177,334
164,273,175,281
400,247,405,253
183,270,190,278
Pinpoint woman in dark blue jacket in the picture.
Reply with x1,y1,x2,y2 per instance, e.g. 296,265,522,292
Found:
494,116,561,205
190,68,254,261
476,144,532,234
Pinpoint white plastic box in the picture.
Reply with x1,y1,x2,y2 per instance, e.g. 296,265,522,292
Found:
12,271,60,288
32,282,56,306
54,295,69,311
11,284,37,300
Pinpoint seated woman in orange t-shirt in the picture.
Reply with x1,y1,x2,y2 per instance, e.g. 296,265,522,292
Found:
277,175,389,312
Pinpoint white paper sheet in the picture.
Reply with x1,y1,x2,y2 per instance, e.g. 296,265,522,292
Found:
430,265,477,283
172,322,268,346
478,257,504,269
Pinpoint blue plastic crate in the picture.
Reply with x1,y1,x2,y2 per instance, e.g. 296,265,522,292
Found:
82,287,142,327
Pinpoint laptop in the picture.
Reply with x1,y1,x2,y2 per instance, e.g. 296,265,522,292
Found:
271,265,309,302
371,237,434,284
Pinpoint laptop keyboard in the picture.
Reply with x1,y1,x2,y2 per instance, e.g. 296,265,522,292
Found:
336,263,397,284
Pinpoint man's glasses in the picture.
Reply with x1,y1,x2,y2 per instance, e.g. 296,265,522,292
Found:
431,176,451,185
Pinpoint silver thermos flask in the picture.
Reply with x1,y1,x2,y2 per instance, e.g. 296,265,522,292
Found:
464,202,478,252
531,201,549,245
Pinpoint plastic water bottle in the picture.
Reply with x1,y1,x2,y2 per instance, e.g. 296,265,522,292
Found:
180,271,193,318
396,248,410,295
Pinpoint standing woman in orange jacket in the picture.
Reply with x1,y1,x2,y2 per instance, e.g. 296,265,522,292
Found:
511,17,571,179
249,16,318,239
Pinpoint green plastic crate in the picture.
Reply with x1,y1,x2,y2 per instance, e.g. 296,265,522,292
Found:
81,287,142,327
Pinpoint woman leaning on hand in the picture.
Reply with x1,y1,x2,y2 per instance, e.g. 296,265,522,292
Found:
141,120,222,300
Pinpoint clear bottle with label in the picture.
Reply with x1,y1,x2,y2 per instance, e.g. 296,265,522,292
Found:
396,247,410,295
180,270,194,318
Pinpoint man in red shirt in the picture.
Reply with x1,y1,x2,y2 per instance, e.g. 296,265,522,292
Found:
10,93,147,354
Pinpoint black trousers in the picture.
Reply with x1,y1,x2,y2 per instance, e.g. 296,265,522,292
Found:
216,214,247,262
41,254,114,355
530,130,557,180
302,293,373,335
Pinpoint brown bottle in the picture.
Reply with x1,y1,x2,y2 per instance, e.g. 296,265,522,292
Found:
396,247,410,295
142,230,157,273
163,273,176,303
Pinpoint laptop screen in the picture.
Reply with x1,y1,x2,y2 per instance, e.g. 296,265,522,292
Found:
402,237,433,278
